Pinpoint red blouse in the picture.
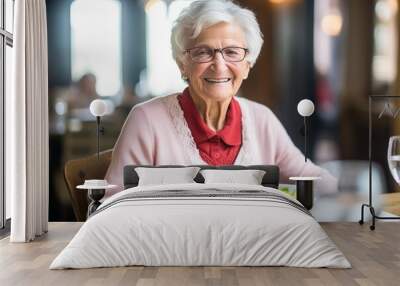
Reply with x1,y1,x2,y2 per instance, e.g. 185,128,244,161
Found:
178,88,242,166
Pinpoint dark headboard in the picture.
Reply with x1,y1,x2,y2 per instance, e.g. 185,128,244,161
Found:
123,165,280,189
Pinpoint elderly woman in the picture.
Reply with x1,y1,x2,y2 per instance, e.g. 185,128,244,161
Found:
105,0,336,196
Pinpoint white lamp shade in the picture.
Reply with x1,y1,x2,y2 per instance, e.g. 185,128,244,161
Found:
89,99,107,117
297,99,315,117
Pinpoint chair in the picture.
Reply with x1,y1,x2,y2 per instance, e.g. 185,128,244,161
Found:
64,149,112,221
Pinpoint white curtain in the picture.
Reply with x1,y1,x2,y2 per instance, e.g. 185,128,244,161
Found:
6,0,49,242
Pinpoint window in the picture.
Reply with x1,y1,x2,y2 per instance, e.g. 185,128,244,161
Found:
145,0,192,96
70,0,122,97
372,0,398,93
313,0,343,119
1,0,14,230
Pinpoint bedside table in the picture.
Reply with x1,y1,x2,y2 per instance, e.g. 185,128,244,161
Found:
77,180,117,217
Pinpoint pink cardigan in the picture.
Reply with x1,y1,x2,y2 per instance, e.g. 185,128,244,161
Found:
105,93,337,197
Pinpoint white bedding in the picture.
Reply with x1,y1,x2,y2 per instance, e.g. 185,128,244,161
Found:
50,183,351,269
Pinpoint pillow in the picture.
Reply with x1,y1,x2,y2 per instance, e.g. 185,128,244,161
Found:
200,169,266,185
135,167,201,186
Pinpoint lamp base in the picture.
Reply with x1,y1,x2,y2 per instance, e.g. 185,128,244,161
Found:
289,177,320,210
295,180,314,210
87,189,105,218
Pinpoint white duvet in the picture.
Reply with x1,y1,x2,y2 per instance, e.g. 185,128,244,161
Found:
50,183,351,269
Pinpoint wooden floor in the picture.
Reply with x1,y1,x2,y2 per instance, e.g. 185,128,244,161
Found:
383,192,400,215
0,222,399,286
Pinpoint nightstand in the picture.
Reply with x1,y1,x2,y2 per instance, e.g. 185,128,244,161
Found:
77,180,117,217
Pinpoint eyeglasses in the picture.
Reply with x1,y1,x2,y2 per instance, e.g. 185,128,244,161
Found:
184,46,249,63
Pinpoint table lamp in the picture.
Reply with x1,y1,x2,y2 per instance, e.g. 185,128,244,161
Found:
290,99,319,210
76,99,116,217
89,99,107,160
297,99,315,162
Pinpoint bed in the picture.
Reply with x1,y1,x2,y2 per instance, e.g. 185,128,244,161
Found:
50,165,350,269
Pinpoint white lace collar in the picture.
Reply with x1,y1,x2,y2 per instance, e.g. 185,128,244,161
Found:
163,94,253,165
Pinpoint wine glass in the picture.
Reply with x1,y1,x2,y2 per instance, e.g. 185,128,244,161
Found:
387,136,400,184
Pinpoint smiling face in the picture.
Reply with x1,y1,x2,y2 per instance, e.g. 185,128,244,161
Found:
179,22,251,103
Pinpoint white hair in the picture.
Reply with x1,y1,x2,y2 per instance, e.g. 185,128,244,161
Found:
171,0,264,67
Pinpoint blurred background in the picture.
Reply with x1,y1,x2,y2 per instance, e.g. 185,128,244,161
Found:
45,0,400,221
